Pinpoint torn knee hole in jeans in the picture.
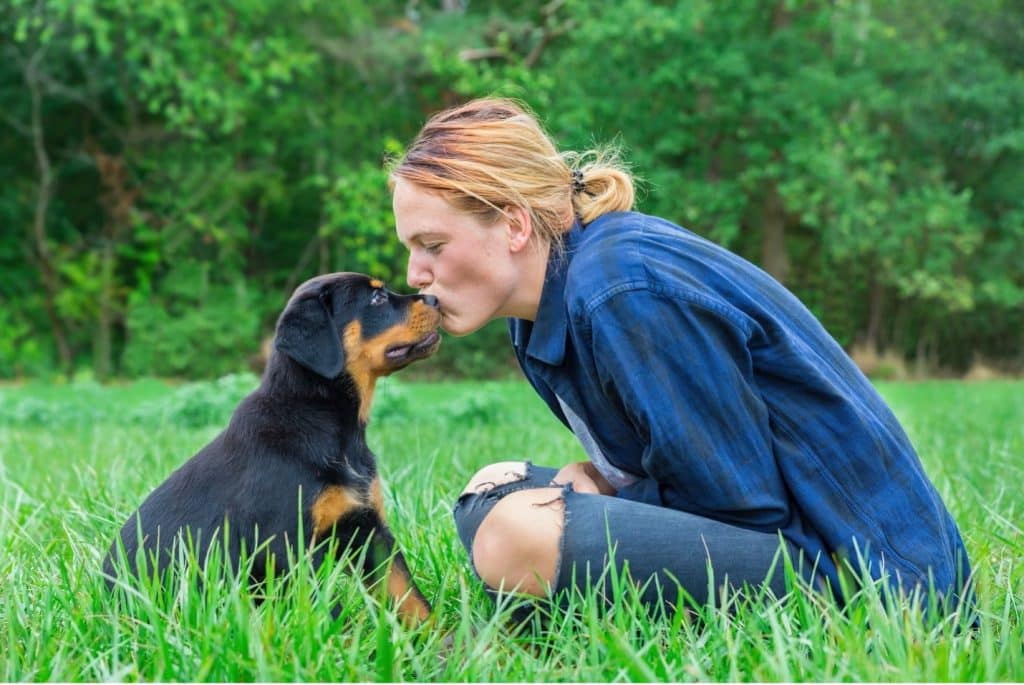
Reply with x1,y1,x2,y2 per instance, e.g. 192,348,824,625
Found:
472,468,528,495
532,482,574,509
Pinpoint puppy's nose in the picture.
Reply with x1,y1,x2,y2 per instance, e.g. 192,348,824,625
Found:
419,294,440,309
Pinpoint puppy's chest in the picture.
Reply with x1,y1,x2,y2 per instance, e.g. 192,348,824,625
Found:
307,472,385,540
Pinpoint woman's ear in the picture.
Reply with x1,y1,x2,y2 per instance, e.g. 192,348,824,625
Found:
505,206,533,253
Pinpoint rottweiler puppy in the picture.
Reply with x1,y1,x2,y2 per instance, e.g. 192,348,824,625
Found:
103,272,441,625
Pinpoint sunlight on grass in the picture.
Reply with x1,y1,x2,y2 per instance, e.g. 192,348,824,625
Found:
1,377,1022,680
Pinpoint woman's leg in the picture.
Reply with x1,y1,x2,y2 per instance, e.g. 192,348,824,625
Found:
554,489,794,607
453,462,796,609
453,462,562,595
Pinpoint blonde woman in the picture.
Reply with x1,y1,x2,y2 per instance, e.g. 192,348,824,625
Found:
390,98,970,613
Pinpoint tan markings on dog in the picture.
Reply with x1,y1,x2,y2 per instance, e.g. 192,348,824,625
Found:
342,312,439,423
388,567,431,625
342,321,375,422
370,477,386,519
369,278,385,289
310,485,364,539
411,300,442,329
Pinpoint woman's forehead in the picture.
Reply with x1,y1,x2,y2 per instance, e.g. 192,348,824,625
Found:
394,181,487,243
394,180,452,219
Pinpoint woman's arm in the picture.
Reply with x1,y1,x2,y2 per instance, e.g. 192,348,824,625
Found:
585,287,786,526
554,461,617,495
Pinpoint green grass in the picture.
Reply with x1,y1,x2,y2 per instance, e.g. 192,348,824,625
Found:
1,376,1022,681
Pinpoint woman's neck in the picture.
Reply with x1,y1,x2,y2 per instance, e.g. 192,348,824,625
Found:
505,237,552,321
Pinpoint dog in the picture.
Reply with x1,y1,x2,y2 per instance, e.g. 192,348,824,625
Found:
103,272,441,625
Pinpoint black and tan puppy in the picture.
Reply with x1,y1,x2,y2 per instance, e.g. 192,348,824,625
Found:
103,272,441,625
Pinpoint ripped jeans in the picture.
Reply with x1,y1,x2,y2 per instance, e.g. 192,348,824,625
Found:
453,462,800,612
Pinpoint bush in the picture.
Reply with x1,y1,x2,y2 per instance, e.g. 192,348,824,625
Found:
0,378,111,427
122,262,266,378
0,374,261,429
129,373,260,428
0,308,52,379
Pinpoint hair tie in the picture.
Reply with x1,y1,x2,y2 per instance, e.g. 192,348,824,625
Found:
571,169,586,195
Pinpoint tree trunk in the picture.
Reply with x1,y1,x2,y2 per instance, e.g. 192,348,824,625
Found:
94,240,114,381
89,143,139,381
27,56,74,377
760,184,791,285
865,274,886,352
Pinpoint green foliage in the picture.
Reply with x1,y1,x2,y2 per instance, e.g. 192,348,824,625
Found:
0,373,260,428
121,262,264,378
0,308,50,378
1,0,1022,379
321,159,407,284
128,373,260,429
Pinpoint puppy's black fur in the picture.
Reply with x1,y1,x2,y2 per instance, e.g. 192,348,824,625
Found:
103,272,441,624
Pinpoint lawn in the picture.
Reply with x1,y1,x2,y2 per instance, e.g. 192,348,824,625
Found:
1,376,1021,681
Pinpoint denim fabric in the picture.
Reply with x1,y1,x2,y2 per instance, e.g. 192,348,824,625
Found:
453,462,560,567
453,462,796,612
557,487,796,607
508,211,971,603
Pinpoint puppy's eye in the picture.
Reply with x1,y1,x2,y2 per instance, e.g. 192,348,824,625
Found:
369,289,388,306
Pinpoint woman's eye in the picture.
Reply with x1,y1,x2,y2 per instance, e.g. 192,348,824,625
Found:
424,243,443,255
370,290,388,306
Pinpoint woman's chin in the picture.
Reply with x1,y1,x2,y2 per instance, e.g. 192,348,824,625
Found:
440,322,471,337
440,314,482,338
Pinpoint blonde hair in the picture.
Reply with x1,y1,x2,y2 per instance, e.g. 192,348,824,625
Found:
389,98,634,246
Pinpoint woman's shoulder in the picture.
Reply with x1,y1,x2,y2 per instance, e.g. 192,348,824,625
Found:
563,212,648,307
575,210,708,260
570,210,663,261
565,210,700,305
564,210,761,326
581,210,655,239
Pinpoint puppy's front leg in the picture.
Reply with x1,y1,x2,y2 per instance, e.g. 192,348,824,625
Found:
365,477,431,626
311,480,432,625
364,524,432,626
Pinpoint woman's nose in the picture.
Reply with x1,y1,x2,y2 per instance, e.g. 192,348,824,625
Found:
406,255,430,290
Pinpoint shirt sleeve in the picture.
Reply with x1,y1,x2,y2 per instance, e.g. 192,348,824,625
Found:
586,287,789,529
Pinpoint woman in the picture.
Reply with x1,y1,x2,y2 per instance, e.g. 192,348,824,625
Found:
389,98,970,612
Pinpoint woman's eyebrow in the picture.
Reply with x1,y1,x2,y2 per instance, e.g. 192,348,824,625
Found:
397,230,424,248
407,231,445,245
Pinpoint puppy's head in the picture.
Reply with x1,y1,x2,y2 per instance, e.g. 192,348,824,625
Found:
274,273,441,395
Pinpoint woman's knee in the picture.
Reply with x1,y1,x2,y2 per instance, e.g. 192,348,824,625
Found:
471,487,565,597
460,461,529,496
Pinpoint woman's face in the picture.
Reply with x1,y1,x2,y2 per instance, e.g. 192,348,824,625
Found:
393,179,534,336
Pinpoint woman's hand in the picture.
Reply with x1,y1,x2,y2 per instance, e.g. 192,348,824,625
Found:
554,461,617,496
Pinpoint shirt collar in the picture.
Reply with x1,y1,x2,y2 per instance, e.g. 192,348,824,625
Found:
511,223,581,367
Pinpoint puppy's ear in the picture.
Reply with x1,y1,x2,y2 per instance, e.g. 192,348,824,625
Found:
274,290,344,378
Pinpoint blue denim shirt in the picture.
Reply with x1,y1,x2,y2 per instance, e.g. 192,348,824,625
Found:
509,211,970,599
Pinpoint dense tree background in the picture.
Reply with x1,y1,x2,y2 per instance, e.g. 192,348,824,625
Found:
2,0,1021,380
